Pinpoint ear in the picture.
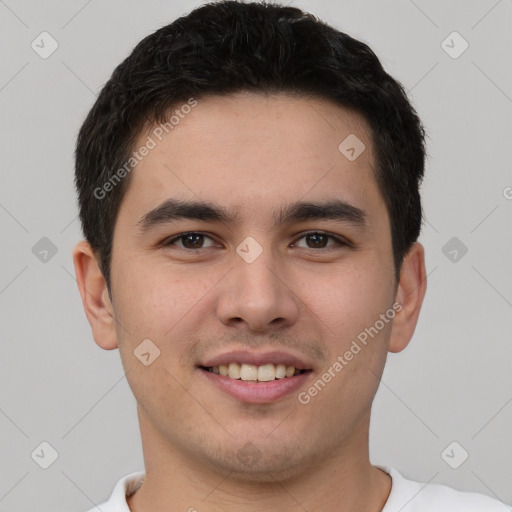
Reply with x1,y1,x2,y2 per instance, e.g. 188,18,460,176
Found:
72,240,118,350
388,242,427,353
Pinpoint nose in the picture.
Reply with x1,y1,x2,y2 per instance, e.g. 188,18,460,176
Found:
215,246,301,334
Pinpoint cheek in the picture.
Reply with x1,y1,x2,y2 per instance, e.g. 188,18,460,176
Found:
112,262,216,354
112,266,204,398
307,270,393,402
114,261,186,325
301,262,394,339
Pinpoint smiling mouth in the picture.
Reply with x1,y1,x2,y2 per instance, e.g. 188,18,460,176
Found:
200,363,311,382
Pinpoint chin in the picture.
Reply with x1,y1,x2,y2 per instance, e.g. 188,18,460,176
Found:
193,435,321,484
214,451,309,483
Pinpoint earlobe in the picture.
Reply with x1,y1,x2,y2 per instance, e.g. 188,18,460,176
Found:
72,240,119,350
388,242,427,353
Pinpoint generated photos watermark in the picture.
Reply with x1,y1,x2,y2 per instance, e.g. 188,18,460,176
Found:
298,301,403,405
94,98,198,200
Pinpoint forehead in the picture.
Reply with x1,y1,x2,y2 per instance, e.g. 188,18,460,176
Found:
121,92,384,225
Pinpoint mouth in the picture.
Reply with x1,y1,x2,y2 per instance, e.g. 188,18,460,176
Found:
197,352,314,403
200,363,310,382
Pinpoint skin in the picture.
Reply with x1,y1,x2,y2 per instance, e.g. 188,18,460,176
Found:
73,92,426,512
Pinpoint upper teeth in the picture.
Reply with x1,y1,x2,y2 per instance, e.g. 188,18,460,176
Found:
209,363,300,381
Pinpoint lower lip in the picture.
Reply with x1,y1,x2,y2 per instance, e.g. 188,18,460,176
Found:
199,368,312,404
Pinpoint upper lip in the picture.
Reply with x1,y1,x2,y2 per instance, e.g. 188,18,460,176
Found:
200,349,314,371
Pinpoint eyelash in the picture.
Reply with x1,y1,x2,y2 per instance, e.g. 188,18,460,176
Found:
162,231,351,250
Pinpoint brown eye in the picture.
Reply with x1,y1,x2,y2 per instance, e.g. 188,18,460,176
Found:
164,232,216,249
305,233,328,248
293,232,345,249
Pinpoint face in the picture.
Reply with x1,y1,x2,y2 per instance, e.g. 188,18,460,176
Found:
77,92,424,480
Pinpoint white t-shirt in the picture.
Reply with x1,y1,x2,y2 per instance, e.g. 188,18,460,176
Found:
85,465,510,511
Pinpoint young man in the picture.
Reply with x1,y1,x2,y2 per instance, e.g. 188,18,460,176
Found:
72,1,508,511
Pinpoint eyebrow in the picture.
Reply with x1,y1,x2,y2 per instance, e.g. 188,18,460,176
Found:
137,198,367,233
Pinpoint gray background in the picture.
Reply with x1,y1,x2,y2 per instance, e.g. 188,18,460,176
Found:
0,0,511,510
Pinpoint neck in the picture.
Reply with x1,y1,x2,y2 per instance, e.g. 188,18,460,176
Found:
128,407,391,512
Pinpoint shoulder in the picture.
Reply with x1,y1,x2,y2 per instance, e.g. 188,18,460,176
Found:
379,466,510,512
82,471,145,512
